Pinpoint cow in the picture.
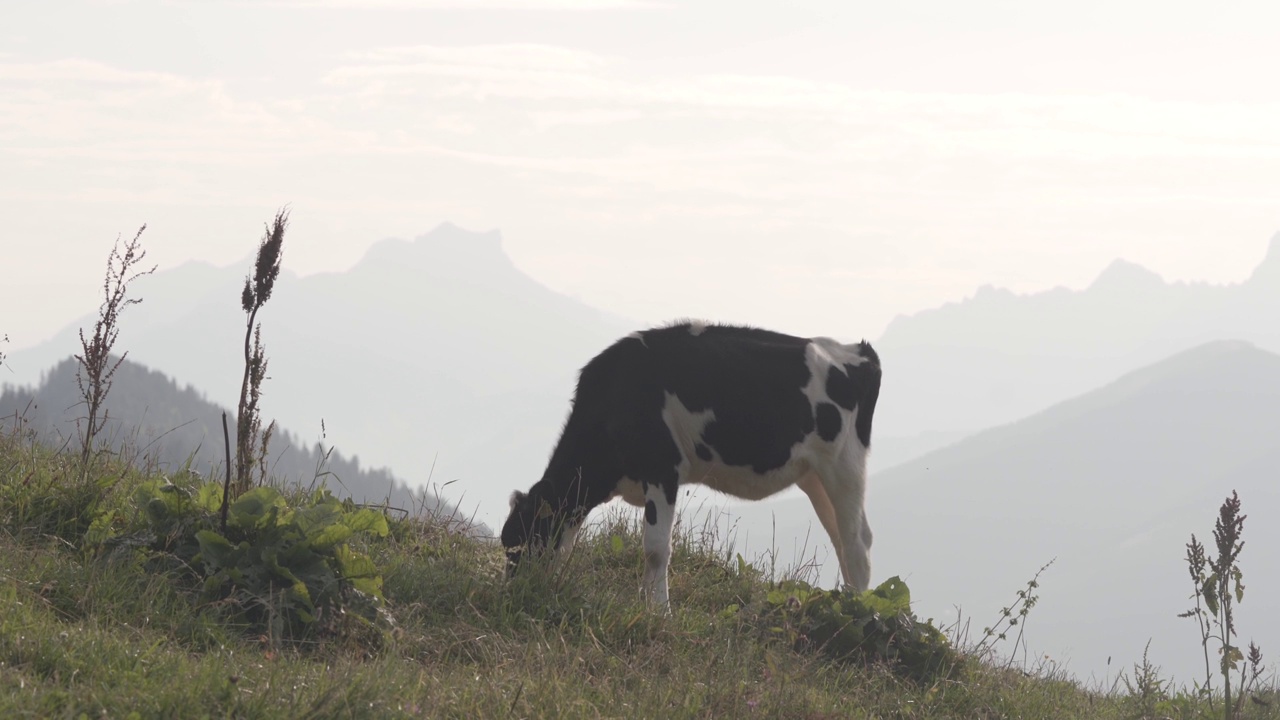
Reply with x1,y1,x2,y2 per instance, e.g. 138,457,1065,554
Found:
501,320,881,610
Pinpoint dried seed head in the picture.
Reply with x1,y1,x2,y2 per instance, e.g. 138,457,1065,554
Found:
243,207,289,314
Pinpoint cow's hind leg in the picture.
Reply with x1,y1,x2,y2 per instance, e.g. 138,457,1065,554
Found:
641,482,677,611
796,472,846,581
817,459,872,593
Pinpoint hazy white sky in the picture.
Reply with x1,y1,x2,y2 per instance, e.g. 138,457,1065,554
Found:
4,0,1280,349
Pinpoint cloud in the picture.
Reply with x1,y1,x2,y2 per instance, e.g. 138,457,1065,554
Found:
346,43,610,72
323,44,1280,162
0,59,358,167
7,48,1280,225
306,42,1280,226
0,57,393,215
4,48,1279,275
11,47,1275,197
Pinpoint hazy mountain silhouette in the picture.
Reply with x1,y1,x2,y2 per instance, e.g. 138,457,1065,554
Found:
873,232,1280,447
12,225,1280,530
5,223,632,529
0,356,485,533
722,340,1280,682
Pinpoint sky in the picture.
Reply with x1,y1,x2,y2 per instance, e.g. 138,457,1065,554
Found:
4,0,1280,349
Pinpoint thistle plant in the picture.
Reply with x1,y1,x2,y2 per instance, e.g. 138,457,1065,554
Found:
1179,490,1265,720
975,558,1055,669
232,208,288,499
74,226,155,478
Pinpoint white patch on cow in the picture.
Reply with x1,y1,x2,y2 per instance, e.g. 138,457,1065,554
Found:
691,451,810,501
610,477,648,507
696,458,803,499
659,391,715,455
811,336,870,366
802,343,832,408
687,320,707,336
809,336,870,367
627,331,648,347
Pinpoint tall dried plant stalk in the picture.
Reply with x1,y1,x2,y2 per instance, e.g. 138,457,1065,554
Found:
233,209,288,497
75,225,155,478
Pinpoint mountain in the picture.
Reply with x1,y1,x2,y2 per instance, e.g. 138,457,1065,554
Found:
0,356,485,533
721,340,1280,682
12,223,1280,529
5,223,634,530
872,232,1280,449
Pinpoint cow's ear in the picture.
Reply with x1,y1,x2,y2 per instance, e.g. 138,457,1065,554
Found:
536,498,554,519
509,490,526,510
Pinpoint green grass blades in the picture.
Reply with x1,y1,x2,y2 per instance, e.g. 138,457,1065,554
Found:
3,431,1280,718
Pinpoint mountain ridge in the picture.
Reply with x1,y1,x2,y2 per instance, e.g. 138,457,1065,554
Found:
871,232,1280,446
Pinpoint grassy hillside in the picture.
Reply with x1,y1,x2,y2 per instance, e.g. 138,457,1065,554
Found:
1,430,1276,719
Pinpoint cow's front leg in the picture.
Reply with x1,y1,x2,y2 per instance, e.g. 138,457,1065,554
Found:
641,482,676,612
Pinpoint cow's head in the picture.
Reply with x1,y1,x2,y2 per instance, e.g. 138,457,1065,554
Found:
502,484,589,577
500,487,557,575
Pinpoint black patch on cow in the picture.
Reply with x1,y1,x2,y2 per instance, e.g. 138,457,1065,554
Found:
636,325,815,475
815,402,842,441
645,499,657,525
695,443,713,461
826,364,859,410
850,344,881,447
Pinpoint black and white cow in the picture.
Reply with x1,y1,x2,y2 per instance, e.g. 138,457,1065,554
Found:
501,321,881,609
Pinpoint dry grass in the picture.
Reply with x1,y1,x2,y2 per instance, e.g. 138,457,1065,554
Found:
1,430,1277,719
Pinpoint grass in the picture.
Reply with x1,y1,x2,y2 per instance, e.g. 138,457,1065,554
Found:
1,430,1278,719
